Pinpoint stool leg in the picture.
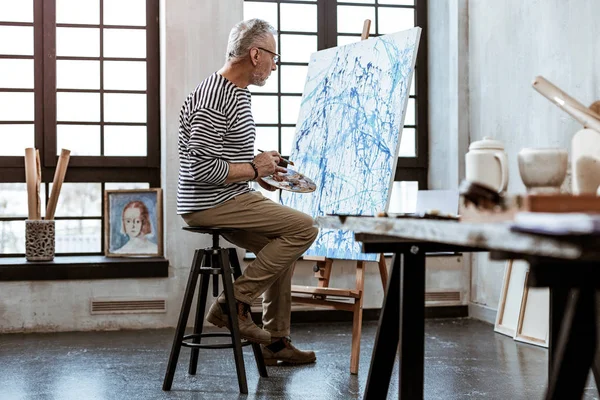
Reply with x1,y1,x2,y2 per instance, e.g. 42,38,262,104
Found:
228,248,243,278
220,249,249,394
228,248,268,378
163,249,204,391
188,259,210,375
212,253,220,297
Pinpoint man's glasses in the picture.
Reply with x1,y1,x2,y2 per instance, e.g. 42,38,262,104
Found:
257,47,280,63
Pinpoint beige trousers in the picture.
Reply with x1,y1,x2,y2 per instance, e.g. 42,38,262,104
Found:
182,191,319,337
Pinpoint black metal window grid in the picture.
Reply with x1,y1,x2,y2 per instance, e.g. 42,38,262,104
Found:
244,0,428,191
0,0,160,256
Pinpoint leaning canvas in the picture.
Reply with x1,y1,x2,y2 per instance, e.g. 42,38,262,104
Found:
281,27,421,261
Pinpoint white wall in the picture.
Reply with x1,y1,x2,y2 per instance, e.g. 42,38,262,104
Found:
428,0,600,321
470,0,600,314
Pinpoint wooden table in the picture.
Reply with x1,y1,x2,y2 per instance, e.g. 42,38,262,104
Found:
315,216,600,400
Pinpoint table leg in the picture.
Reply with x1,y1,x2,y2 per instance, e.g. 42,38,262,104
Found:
548,286,569,380
545,287,597,400
363,254,400,400
399,247,426,400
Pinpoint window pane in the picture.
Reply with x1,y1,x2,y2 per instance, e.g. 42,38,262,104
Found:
56,27,100,57
340,0,375,3
0,26,33,55
51,183,102,217
0,0,33,23
104,125,147,156
0,92,34,121
56,0,99,25
280,4,317,32
57,92,100,122
0,124,34,155
250,70,278,93
254,127,278,155
104,0,146,26
0,59,33,88
243,2,278,30
56,28,100,57
104,29,146,58
379,0,414,5
57,124,101,156
280,34,317,63
0,221,25,254
104,93,147,123
378,7,414,34
56,60,100,90
404,98,415,126
388,181,418,214
337,6,375,34
105,182,149,190
398,127,415,157
251,95,278,124
281,127,296,156
55,219,101,253
281,96,301,124
280,65,307,94
0,183,44,217
337,35,361,46
104,61,146,90
410,71,415,96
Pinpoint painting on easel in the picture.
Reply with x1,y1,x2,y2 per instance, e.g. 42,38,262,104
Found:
281,27,421,260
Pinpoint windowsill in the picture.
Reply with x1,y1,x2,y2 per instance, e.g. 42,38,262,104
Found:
0,255,169,281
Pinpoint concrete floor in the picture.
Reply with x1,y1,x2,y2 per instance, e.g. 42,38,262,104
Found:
0,319,598,400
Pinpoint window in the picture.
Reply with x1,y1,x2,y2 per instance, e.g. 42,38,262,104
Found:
0,0,160,256
243,0,428,208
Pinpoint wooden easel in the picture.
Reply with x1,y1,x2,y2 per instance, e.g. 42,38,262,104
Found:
290,19,389,375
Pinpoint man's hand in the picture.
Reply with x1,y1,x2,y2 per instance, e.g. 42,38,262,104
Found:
257,178,277,191
253,150,286,177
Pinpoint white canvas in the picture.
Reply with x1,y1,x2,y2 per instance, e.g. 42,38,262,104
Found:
281,27,421,260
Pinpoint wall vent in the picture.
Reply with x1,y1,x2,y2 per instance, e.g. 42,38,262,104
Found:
90,298,167,315
425,291,461,304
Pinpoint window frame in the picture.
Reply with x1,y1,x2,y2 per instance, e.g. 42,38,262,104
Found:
0,0,160,181
245,0,429,190
0,0,161,257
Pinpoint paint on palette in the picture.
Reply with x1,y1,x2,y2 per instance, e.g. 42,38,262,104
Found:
281,27,421,261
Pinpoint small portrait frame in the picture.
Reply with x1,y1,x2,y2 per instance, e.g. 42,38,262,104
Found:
104,188,163,258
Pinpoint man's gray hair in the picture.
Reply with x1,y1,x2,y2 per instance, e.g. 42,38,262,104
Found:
226,18,276,62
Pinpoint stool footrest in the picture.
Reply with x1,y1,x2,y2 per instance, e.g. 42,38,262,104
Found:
181,333,253,349
199,267,223,274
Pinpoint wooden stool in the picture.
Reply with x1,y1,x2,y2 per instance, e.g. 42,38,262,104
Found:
162,227,268,394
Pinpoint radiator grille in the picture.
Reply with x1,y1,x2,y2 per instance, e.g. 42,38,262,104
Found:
425,291,461,303
90,299,167,315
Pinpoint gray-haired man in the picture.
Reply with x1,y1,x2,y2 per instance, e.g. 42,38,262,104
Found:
177,18,318,366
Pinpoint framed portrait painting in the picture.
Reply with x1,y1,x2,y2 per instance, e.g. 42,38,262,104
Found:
104,188,163,257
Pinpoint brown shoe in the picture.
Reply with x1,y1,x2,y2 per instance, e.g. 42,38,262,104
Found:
261,336,316,365
206,298,271,345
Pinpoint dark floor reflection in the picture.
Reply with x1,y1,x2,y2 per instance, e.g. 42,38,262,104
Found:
0,319,598,399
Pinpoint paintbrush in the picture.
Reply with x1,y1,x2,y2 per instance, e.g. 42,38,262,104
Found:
257,149,295,167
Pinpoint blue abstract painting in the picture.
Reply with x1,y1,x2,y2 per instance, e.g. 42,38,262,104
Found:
280,28,421,261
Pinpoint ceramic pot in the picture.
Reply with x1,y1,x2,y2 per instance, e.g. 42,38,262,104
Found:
517,148,568,193
465,137,509,193
572,128,600,194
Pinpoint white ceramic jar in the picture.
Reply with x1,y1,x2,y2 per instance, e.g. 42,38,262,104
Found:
465,137,509,192
518,148,568,193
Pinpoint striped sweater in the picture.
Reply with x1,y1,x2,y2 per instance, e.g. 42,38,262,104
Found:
177,73,255,214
